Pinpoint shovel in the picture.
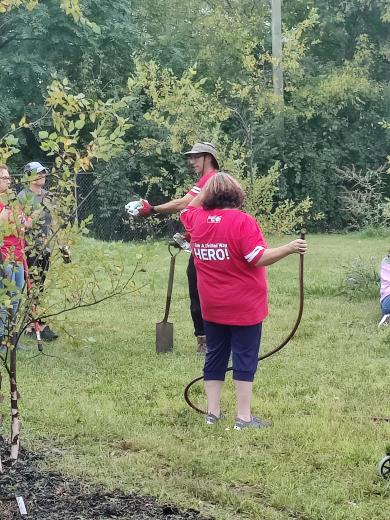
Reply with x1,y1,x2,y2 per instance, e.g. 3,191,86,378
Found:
156,245,181,353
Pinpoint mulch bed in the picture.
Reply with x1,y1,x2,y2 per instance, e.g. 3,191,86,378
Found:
0,437,213,520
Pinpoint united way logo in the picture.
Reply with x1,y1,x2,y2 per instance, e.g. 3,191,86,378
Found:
207,215,222,224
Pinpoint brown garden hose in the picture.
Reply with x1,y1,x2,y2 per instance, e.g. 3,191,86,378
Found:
184,230,306,415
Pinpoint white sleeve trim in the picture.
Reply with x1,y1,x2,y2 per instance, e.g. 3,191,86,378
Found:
190,186,201,194
245,245,264,263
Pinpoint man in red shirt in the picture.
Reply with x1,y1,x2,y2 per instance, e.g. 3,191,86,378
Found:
132,142,219,353
181,172,307,429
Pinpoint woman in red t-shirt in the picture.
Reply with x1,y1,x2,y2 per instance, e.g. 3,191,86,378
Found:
0,164,31,342
180,172,307,430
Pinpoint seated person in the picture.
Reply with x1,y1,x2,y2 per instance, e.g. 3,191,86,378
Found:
379,251,390,326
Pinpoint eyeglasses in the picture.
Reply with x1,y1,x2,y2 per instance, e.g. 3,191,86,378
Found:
0,177,11,181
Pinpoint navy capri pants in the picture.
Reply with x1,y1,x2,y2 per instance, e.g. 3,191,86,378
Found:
203,321,262,382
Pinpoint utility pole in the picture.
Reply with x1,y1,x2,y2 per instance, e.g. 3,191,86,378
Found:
271,0,284,135
271,0,284,100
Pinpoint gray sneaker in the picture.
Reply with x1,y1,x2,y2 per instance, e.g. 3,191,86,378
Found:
234,416,272,430
205,412,225,425
378,314,390,327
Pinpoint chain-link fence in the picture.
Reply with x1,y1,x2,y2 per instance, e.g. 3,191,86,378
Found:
11,166,184,242
74,173,182,242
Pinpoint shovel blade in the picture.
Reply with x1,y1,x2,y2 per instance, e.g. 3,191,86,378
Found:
156,321,173,353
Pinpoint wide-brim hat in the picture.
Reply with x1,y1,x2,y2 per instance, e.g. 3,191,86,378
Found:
183,142,219,169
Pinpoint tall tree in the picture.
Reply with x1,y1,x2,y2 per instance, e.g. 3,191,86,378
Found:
0,1,139,168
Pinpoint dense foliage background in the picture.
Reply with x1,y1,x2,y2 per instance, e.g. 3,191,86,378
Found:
1,0,389,235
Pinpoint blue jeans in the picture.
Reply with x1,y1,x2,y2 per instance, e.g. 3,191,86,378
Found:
0,262,25,337
381,295,390,316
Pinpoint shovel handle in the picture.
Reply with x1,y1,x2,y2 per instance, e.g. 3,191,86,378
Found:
163,254,176,322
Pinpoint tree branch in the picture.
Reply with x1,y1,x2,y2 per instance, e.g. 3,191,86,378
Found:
35,282,147,321
0,35,44,50
0,33,17,50
0,106,53,144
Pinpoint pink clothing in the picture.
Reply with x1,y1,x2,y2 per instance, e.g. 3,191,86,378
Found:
186,170,217,197
380,256,390,302
180,206,268,326
0,202,26,262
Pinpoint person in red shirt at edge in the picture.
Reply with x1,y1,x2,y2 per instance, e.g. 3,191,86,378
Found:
0,164,32,345
136,142,219,354
180,172,307,430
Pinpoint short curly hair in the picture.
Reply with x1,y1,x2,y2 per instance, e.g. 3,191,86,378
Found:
202,172,245,210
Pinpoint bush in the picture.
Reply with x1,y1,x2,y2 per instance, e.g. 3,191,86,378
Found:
336,165,390,231
341,256,380,299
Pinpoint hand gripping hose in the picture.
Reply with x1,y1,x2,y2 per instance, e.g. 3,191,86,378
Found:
184,230,306,414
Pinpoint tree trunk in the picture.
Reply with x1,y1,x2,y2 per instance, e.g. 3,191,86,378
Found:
0,370,3,473
9,334,20,465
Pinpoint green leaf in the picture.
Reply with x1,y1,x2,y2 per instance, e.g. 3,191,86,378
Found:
89,22,101,35
5,135,18,146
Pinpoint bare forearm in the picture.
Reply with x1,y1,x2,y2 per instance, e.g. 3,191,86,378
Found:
256,245,292,266
154,194,194,214
255,239,307,267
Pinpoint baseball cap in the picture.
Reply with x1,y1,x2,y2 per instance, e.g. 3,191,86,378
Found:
24,161,47,174
183,142,219,169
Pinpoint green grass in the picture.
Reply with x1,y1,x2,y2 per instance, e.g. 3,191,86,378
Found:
6,233,390,519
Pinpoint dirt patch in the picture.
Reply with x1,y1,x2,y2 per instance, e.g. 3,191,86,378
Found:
0,438,213,520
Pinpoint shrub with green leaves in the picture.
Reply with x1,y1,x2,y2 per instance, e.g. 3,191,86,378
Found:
341,256,380,299
336,165,390,231
238,161,314,234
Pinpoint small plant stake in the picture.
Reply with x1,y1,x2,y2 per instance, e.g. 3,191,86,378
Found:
15,495,28,515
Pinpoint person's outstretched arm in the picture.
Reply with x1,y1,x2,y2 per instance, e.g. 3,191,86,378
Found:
153,193,194,214
255,239,307,267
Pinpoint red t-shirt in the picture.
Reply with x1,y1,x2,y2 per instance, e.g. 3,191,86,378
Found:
180,206,268,326
0,202,26,262
186,170,217,197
